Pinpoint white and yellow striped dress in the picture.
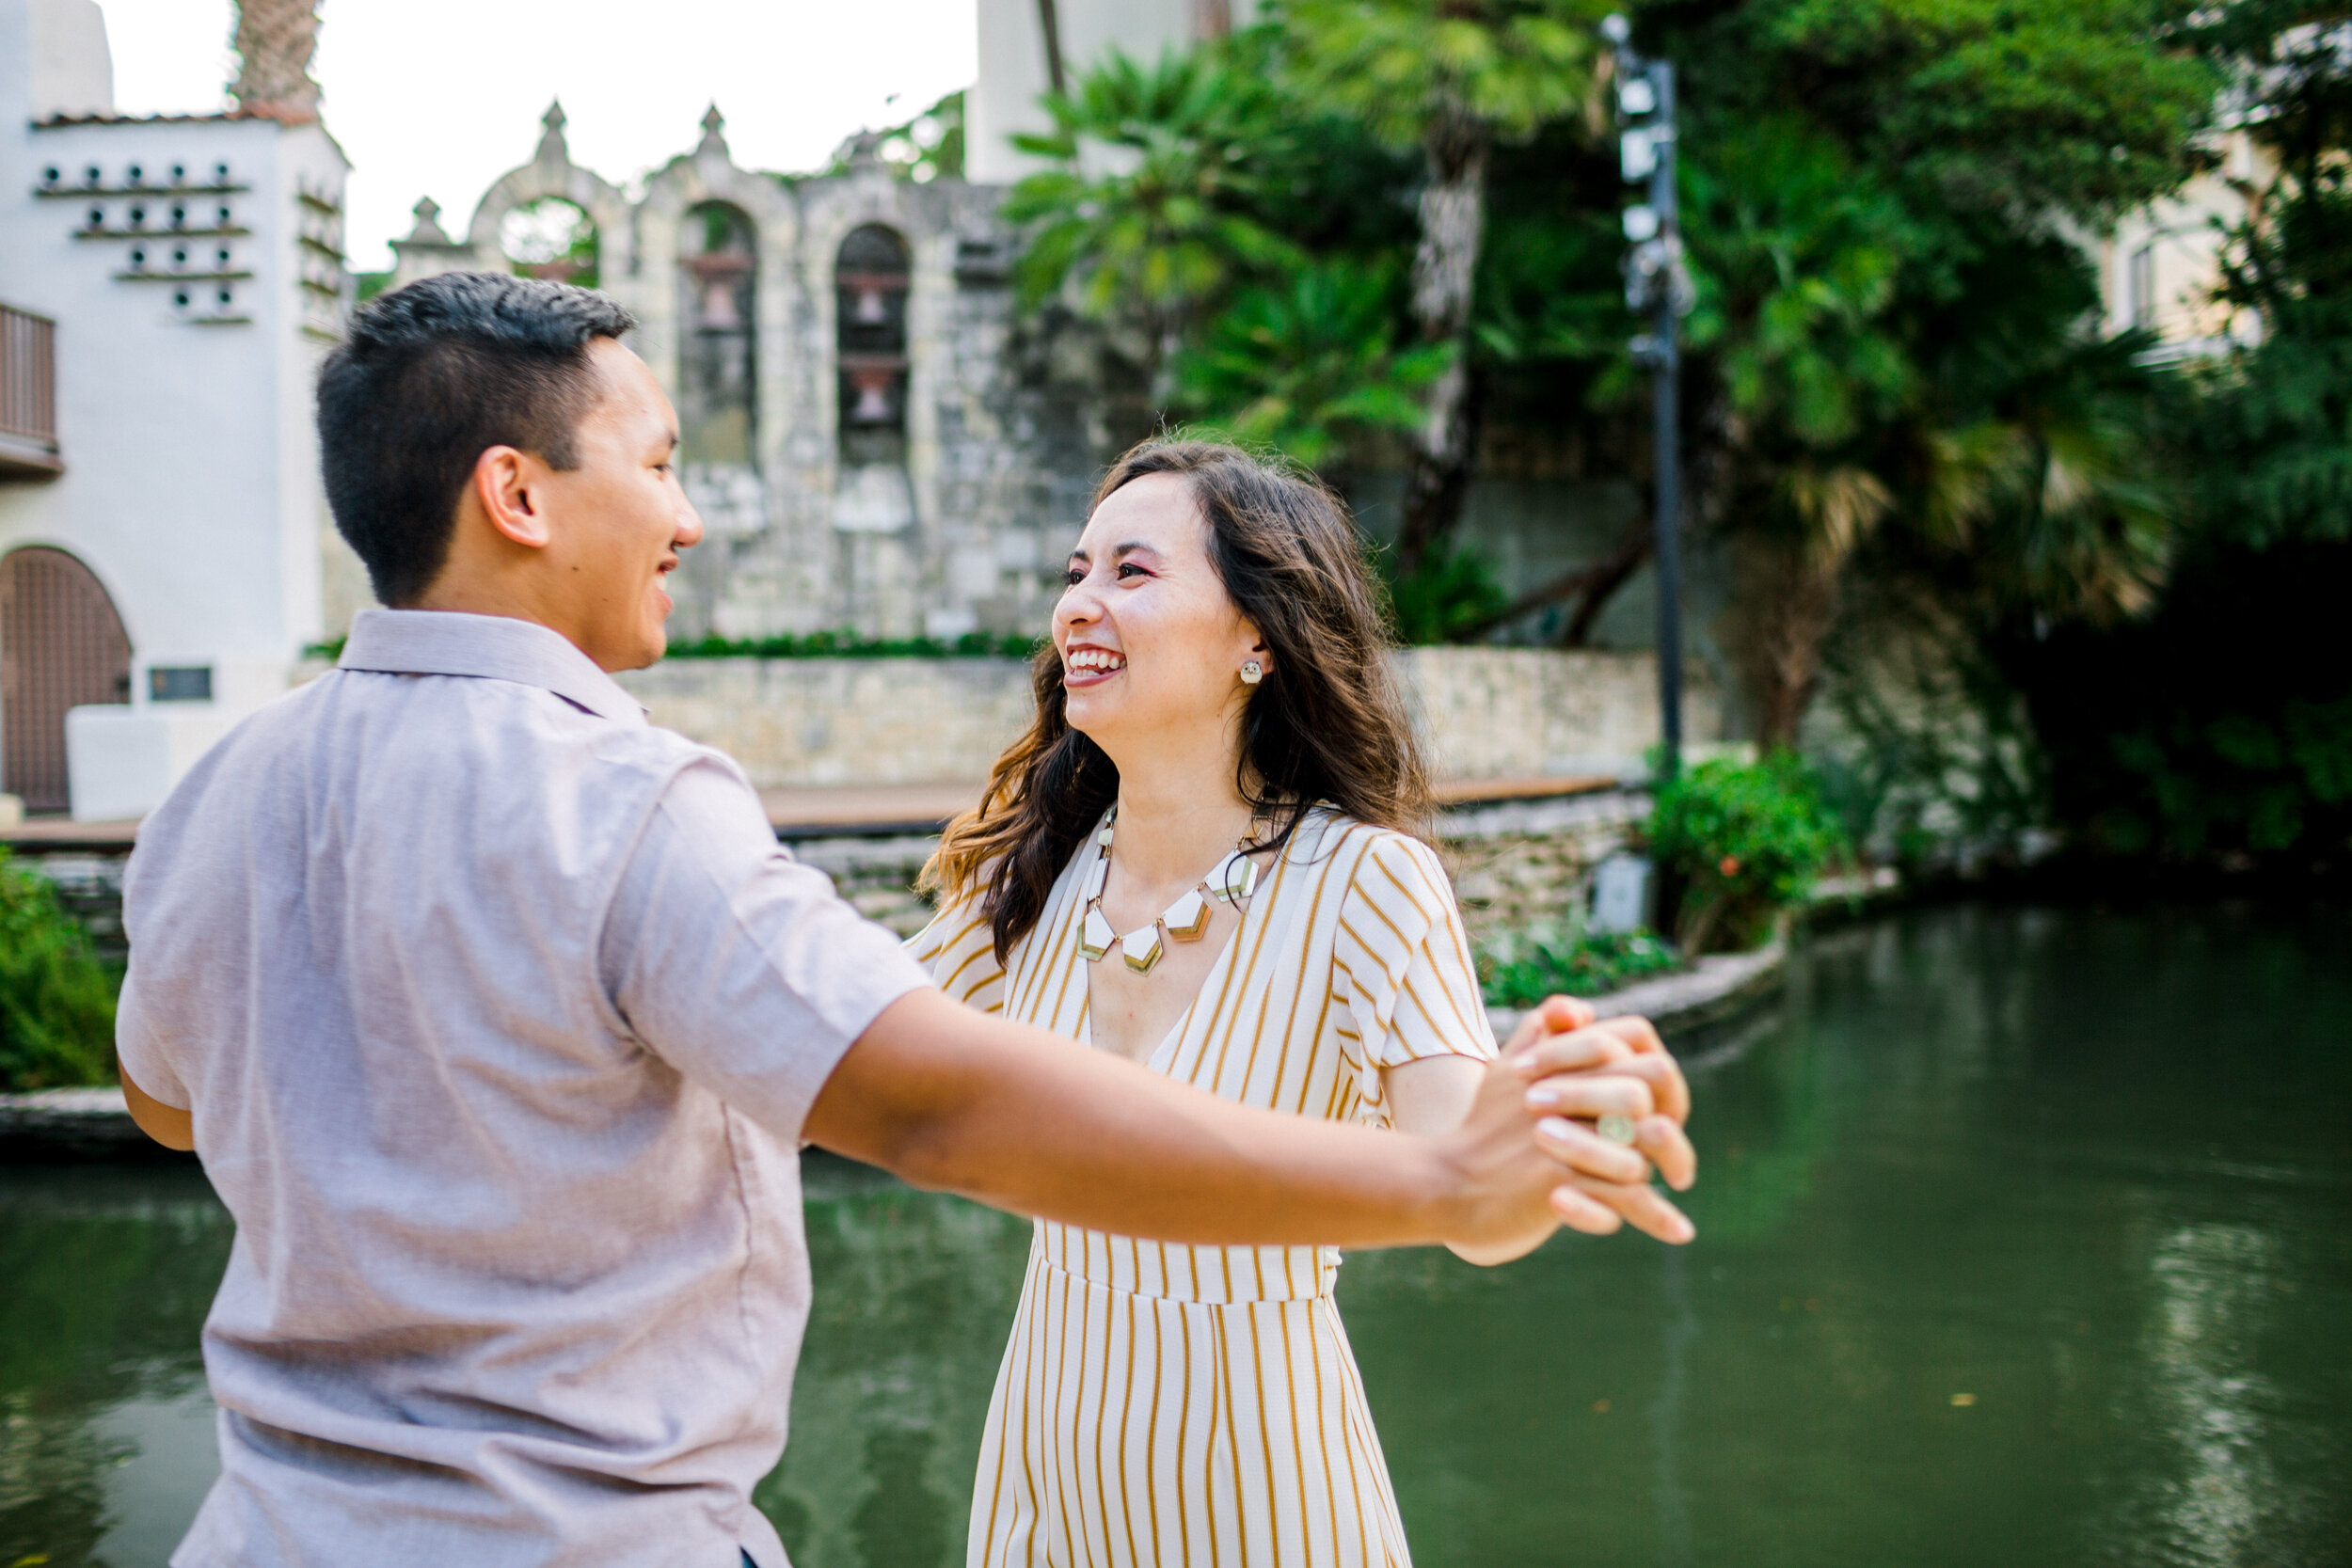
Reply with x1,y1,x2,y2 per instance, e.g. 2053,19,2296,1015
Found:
908,807,1497,1568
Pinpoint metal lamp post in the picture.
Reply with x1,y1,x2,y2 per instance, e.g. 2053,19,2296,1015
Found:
1602,13,1693,784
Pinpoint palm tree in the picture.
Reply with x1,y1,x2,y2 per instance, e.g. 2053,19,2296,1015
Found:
1283,0,1605,576
1685,119,2170,745
1170,256,1452,469
1002,48,1302,396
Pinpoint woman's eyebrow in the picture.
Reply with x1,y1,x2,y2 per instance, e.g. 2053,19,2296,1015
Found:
1069,541,1163,565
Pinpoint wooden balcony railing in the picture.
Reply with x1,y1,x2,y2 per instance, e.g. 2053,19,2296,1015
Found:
0,304,61,479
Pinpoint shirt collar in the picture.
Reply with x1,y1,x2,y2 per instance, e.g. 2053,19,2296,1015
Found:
337,610,648,724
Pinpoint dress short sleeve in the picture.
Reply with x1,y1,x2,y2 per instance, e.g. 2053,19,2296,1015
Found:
905,890,1007,1015
1334,832,1497,1070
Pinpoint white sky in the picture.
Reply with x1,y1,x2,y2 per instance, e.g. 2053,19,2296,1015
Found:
96,0,981,272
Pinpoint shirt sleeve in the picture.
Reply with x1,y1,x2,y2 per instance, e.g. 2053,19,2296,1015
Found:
904,890,1007,1015
113,966,190,1109
599,756,933,1142
1334,832,1498,1071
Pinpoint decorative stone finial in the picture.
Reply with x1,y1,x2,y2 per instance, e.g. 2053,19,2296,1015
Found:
536,100,569,164
699,103,727,155
230,0,322,123
404,197,451,245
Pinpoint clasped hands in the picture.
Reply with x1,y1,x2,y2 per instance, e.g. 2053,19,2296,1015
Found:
1505,995,1696,1245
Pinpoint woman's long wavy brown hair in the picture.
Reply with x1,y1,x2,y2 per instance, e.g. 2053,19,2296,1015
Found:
925,438,1431,960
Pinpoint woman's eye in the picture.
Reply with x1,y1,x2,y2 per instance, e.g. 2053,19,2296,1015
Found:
1116,562,1148,580
1064,567,1085,586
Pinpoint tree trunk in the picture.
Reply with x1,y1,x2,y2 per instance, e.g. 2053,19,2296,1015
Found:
1724,534,1840,749
1444,515,1654,644
1396,106,1489,578
1559,519,1655,646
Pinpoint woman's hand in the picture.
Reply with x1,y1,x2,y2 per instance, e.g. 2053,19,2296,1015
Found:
1509,999,1695,1204
1433,996,1697,1262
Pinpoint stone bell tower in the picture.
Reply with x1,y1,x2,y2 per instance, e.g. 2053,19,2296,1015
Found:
230,0,320,123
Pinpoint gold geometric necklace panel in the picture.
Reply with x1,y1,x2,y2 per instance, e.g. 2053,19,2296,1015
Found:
1077,809,1261,975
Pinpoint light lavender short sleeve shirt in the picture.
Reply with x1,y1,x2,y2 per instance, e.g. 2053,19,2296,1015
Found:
116,610,930,1568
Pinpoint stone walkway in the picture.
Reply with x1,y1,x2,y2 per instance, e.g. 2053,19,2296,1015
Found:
1486,942,1788,1039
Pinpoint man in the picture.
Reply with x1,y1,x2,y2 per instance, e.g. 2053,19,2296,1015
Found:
117,272,1693,1567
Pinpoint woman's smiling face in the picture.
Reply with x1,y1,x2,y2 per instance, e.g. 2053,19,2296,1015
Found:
1054,473,1265,754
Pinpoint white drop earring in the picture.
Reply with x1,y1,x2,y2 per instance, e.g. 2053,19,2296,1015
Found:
1239,659,1263,686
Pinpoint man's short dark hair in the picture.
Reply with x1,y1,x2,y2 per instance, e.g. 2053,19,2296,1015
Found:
317,272,637,606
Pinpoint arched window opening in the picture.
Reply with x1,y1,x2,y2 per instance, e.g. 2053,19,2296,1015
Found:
501,197,598,287
835,225,910,467
0,547,131,815
679,202,756,469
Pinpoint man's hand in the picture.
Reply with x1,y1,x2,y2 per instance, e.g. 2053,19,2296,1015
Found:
1514,1002,1694,1197
1428,997,1697,1263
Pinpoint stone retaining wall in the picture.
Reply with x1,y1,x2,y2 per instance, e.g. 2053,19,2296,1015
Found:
1394,648,1722,781
617,657,1038,789
787,787,1652,950
1438,789,1652,945
619,647,1722,790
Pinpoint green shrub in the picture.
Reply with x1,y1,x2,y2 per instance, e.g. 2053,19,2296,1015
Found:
1647,752,1846,953
0,850,118,1090
2007,541,2352,863
1481,928,1684,1009
1378,545,1509,646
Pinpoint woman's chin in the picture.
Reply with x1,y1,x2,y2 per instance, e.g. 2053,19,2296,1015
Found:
1060,687,1128,738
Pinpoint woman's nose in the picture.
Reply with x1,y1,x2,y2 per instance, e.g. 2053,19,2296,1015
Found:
1056,580,1101,630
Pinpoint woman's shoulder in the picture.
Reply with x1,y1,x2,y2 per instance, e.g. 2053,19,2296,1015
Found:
1290,804,1433,856
905,883,996,967
1288,808,1448,893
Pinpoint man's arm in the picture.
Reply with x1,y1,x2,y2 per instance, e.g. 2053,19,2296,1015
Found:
121,1064,194,1151
804,989,1694,1258
609,761,1691,1253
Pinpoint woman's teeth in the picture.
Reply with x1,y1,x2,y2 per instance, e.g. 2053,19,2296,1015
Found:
1066,649,1125,676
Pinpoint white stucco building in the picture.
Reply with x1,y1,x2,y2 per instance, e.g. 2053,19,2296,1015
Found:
0,0,348,819
2096,126,2276,361
966,0,1263,183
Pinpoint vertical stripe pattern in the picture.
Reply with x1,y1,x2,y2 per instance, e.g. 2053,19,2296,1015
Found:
908,810,1496,1567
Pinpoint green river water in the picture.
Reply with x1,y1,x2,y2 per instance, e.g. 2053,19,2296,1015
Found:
3,901,2347,1567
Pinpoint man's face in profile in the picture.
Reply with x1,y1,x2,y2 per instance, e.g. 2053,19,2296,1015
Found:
534,339,704,671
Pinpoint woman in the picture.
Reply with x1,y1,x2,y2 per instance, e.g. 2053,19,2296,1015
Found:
911,440,1690,1567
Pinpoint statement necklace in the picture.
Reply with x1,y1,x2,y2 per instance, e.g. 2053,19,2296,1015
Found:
1078,809,1261,975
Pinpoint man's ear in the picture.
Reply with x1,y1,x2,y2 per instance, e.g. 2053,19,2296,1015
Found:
470,445,553,549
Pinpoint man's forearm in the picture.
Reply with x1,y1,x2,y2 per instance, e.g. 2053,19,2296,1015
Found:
121,1065,195,1151
807,989,1464,1248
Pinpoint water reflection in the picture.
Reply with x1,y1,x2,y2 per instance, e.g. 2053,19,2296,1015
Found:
0,1164,228,1568
2,903,2345,1567
2134,1222,2279,1565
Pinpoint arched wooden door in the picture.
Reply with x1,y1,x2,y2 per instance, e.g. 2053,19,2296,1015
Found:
0,546,132,813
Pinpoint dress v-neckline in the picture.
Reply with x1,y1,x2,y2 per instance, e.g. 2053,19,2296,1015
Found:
1074,823,1279,1076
